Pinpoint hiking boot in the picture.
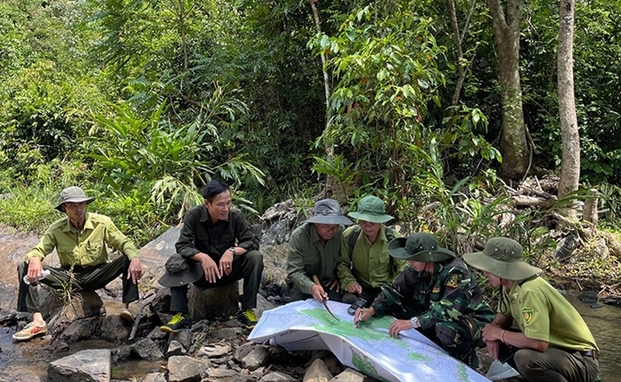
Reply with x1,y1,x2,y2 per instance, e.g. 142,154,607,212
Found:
160,312,191,333
235,309,258,329
13,322,48,341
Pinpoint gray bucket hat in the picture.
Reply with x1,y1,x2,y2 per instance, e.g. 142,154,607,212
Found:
463,237,541,281
55,186,96,211
304,199,353,225
158,254,204,287
388,233,455,262
348,195,393,223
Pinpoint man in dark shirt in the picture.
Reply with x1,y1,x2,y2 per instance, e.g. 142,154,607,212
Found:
158,180,263,331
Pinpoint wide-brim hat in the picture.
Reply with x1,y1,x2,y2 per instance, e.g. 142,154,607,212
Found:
55,186,96,211
304,198,353,225
348,195,393,223
463,237,541,281
158,254,204,287
388,233,455,262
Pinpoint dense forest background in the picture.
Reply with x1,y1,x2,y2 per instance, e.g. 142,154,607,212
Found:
1,0,620,260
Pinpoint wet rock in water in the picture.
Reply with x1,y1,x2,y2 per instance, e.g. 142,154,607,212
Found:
578,290,598,303
602,295,621,306
48,349,110,382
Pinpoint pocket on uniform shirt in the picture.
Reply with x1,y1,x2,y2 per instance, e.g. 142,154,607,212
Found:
82,240,103,265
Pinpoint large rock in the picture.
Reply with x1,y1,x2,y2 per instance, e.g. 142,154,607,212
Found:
48,349,111,382
188,283,239,320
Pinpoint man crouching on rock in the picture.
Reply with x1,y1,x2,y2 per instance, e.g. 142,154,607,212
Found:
158,179,263,332
15,186,143,341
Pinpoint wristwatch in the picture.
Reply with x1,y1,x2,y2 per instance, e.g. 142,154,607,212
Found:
228,247,236,256
411,316,421,329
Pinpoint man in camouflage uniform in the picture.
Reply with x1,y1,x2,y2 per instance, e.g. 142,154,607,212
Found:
354,232,494,367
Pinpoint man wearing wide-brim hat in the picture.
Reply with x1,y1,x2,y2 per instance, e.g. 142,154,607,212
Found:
354,232,494,368
287,198,353,302
14,186,143,341
337,195,406,308
463,237,599,382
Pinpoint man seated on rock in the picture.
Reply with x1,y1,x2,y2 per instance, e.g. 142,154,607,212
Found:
158,179,263,332
337,195,405,307
286,199,353,302
354,232,494,368
15,186,143,341
463,237,600,382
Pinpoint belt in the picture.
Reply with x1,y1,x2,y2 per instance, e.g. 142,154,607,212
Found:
581,350,599,360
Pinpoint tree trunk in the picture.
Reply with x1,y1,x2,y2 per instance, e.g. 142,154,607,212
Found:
309,0,334,159
486,0,530,180
557,0,580,207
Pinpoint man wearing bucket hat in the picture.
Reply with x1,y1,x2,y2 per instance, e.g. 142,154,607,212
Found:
354,232,494,368
463,237,599,382
337,195,405,308
158,180,263,332
14,186,143,341
287,199,353,302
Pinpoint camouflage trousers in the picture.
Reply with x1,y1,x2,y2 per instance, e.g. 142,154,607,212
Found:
382,284,484,364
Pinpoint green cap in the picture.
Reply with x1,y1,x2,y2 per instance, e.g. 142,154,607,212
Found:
463,237,541,281
348,196,393,223
388,232,455,262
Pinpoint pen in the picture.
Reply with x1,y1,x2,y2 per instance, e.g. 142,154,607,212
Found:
355,310,363,328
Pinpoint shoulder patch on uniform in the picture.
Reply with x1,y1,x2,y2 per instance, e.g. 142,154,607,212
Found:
446,273,460,288
521,307,534,325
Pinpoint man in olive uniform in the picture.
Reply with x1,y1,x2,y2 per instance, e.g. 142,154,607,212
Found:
354,232,494,367
15,186,143,341
464,237,599,382
337,195,405,306
287,199,353,302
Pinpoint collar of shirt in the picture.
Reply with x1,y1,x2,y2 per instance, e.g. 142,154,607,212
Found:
61,212,94,232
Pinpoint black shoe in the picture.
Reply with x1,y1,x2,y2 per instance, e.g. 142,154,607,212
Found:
160,312,191,333
235,309,258,329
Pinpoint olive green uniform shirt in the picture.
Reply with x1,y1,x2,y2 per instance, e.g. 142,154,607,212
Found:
337,225,405,291
24,212,140,266
501,276,598,351
286,223,343,295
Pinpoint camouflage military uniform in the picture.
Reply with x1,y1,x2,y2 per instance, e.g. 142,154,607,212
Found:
371,256,494,363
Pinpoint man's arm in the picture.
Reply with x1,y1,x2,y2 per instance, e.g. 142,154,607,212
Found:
336,227,358,293
286,229,315,295
176,207,202,258
231,209,259,253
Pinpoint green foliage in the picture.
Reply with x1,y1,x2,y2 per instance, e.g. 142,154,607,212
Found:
86,100,265,223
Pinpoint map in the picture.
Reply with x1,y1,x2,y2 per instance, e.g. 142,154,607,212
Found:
249,299,491,382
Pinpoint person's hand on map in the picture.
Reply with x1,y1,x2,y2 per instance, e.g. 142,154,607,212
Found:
388,319,413,338
354,306,375,326
346,282,363,294
311,283,329,302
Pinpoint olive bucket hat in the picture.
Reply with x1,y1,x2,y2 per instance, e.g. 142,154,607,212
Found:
158,254,204,287
304,199,354,225
388,232,455,262
348,195,393,223
55,186,95,211
463,237,542,281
